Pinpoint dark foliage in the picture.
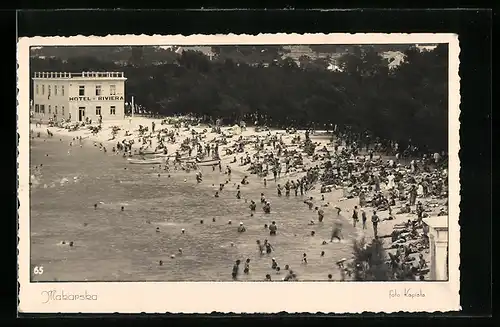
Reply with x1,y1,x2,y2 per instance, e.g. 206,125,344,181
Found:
351,238,417,281
30,44,448,152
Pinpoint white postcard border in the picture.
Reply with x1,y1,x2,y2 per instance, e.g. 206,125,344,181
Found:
17,33,461,313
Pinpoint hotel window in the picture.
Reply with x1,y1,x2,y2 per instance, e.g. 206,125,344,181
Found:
48,85,51,98
61,85,65,96
54,85,58,96
35,104,39,113
40,104,45,114
55,106,58,115
95,85,102,96
48,105,51,114
36,85,39,95
110,106,116,115
79,85,85,96
42,84,45,95
62,106,65,116
110,85,116,95
96,106,101,115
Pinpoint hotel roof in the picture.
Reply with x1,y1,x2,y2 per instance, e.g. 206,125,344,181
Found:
422,216,448,230
33,72,126,79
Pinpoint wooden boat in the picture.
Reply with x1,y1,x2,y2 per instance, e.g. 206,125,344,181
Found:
153,153,174,158
178,156,196,162
194,159,220,166
137,149,164,155
128,158,164,165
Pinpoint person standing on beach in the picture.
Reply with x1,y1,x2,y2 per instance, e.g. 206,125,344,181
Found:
317,208,325,222
359,189,366,207
371,211,380,238
409,185,417,206
352,206,359,227
361,209,367,229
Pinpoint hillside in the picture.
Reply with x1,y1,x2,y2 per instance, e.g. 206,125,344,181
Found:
30,44,436,68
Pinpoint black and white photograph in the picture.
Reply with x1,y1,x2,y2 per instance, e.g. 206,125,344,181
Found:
17,33,460,313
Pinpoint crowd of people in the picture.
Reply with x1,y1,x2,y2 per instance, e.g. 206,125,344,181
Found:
31,115,449,281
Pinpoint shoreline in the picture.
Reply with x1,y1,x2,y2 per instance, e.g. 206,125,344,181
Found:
30,116,447,281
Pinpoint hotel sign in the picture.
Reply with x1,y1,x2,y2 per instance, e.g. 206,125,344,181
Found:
69,96,125,101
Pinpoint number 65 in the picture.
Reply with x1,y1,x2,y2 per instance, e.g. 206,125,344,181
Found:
33,266,44,275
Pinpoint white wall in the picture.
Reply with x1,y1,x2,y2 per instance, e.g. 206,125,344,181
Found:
429,228,449,281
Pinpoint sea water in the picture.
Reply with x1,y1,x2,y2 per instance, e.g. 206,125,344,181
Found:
29,135,357,282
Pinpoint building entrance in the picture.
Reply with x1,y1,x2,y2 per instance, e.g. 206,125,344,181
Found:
78,107,85,122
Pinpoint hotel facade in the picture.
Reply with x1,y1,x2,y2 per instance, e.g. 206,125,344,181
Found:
32,72,127,122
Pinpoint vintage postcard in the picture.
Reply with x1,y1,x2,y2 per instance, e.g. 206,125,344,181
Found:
17,33,461,314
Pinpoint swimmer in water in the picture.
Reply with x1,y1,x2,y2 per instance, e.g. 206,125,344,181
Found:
321,251,325,257
232,260,241,280
269,221,277,236
237,222,246,233
121,206,124,211
302,253,307,264
94,203,98,210
271,258,278,270
215,191,219,197
249,200,256,211
256,240,264,255
264,239,274,254
243,258,250,274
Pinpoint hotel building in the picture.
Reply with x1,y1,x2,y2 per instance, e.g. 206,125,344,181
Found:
32,72,127,122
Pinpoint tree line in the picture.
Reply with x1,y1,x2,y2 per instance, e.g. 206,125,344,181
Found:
30,44,448,152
